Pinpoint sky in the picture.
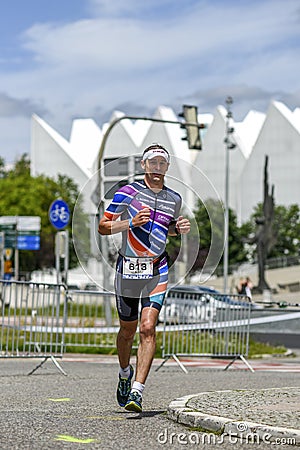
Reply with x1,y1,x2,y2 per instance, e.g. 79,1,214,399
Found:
0,0,300,163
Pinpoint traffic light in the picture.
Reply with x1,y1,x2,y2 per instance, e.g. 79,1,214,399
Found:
224,126,236,150
178,105,203,150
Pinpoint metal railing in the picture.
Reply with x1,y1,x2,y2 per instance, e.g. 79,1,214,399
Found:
0,281,140,376
0,280,67,375
1,281,254,375
156,290,254,373
64,289,140,351
65,289,119,350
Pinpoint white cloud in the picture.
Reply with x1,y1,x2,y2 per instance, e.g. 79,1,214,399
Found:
19,0,299,75
0,0,299,161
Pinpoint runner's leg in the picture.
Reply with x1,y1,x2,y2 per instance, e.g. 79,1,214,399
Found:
135,307,159,384
117,319,138,369
134,255,168,383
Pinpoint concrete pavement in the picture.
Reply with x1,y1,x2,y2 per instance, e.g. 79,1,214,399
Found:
0,354,299,449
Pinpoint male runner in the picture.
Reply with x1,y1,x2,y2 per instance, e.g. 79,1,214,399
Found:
98,143,190,412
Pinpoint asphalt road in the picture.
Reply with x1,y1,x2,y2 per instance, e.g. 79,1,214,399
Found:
0,357,299,449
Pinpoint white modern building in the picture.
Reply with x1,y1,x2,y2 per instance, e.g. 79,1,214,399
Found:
31,101,300,226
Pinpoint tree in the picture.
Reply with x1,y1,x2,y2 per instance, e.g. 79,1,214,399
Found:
272,204,300,257
0,154,90,276
0,156,6,178
12,153,30,177
191,198,247,274
241,203,300,261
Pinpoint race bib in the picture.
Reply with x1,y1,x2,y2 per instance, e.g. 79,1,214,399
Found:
123,257,153,279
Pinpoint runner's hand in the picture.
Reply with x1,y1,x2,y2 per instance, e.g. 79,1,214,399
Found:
176,216,190,234
132,208,151,227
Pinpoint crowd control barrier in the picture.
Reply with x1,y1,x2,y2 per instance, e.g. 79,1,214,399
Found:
156,289,254,373
0,280,67,375
58,289,141,353
64,289,120,350
0,282,129,375
1,281,254,375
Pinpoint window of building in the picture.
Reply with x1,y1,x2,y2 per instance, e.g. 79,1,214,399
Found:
104,158,128,176
104,179,129,199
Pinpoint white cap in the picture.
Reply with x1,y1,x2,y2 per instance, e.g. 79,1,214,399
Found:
142,146,170,163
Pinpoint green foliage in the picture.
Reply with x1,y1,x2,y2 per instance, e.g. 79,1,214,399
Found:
247,338,286,357
191,198,247,272
190,198,299,271
0,154,90,275
242,203,300,260
227,208,248,264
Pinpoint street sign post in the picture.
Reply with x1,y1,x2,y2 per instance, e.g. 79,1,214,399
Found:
0,216,41,280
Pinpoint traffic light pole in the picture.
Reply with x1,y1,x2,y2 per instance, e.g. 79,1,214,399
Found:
223,97,236,294
97,114,204,171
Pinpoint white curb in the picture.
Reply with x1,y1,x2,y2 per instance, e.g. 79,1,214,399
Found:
167,391,300,443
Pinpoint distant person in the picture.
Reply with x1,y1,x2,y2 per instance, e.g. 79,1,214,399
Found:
236,277,245,295
237,276,253,299
98,143,190,413
244,277,253,299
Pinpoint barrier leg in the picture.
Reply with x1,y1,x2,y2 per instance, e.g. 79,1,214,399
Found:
224,355,255,373
172,354,188,374
50,356,68,376
223,356,238,371
27,357,48,375
27,356,67,376
239,355,255,373
156,355,188,374
155,356,170,372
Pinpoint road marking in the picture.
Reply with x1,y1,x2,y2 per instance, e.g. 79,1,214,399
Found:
48,398,71,402
55,435,97,443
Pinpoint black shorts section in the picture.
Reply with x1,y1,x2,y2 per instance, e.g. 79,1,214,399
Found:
116,295,140,322
115,254,164,321
116,295,163,322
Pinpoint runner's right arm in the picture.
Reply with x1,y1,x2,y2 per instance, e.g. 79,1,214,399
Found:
98,208,151,235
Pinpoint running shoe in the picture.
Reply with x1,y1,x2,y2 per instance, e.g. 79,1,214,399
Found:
116,365,134,407
124,391,142,413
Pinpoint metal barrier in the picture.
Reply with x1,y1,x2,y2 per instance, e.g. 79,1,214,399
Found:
61,289,140,352
65,289,119,350
0,281,254,375
0,280,140,376
156,290,254,373
0,280,67,375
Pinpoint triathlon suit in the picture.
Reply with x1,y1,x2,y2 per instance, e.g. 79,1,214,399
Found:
104,179,182,321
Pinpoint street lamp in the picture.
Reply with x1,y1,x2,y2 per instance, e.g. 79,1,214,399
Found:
223,96,236,293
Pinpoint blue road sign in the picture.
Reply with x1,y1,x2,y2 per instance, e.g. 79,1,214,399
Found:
49,199,70,230
17,235,40,250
